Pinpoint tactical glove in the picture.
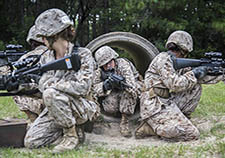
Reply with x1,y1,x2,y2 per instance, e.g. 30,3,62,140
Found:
26,74,41,83
192,66,208,79
6,79,19,91
103,78,113,91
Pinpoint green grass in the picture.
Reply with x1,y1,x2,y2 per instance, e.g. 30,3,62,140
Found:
0,96,26,119
0,143,224,158
193,81,225,117
0,82,225,158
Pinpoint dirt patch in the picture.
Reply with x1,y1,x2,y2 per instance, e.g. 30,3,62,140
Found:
84,116,225,150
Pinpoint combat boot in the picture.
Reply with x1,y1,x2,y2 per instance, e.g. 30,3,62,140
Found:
135,121,156,139
52,125,79,153
76,125,85,144
120,114,132,137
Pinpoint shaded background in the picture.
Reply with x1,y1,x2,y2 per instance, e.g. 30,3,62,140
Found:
0,0,224,58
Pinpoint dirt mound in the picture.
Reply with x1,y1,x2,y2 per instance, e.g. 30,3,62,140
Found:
85,116,225,150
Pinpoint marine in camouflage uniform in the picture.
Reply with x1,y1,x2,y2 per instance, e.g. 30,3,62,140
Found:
13,25,47,125
24,8,99,153
135,30,224,141
92,46,142,137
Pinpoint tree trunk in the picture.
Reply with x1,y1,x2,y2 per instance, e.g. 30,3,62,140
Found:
92,14,97,39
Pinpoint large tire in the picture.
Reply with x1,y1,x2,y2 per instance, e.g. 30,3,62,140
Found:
86,32,159,76
86,32,159,123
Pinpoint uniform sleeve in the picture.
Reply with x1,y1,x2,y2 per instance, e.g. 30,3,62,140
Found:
17,47,48,93
119,59,139,97
151,53,197,92
198,75,225,84
38,71,56,93
38,51,58,93
92,68,109,97
19,46,47,61
53,48,95,96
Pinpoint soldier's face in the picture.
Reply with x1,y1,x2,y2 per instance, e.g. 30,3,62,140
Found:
173,51,184,58
103,59,115,71
42,37,50,49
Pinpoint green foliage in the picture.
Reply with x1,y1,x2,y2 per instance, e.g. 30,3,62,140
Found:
120,0,225,56
0,0,224,55
212,20,225,33
0,41,4,50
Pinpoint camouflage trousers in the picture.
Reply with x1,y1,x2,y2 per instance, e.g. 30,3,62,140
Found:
102,90,137,115
143,85,202,141
146,103,200,141
13,96,44,115
42,88,98,128
172,84,202,117
24,108,63,148
25,88,99,148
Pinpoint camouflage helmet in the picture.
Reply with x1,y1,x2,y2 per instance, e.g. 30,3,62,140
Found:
95,46,119,67
35,8,74,37
166,30,193,52
26,25,44,44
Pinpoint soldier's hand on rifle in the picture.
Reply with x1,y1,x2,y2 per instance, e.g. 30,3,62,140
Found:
109,76,126,91
6,78,19,91
26,74,41,83
103,78,113,91
192,66,208,79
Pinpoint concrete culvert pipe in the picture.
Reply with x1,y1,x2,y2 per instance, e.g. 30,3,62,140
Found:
86,32,159,123
86,32,159,76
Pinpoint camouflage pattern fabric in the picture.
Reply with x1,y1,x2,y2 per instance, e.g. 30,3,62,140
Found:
166,30,193,52
140,51,224,141
24,108,63,148
92,58,142,115
25,43,99,148
35,8,73,37
0,66,10,75
13,96,44,115
19,45,47,60
12,45,48,116
26,25,44,44
95,46,119,67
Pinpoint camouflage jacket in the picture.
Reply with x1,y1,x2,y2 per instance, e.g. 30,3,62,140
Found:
39,43,95,97
5,45,48,94
19,45,47,60
92,58,143,98
38,43,99,122
141,51,225,119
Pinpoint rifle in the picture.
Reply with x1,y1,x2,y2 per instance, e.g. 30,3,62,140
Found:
101,69,132,91
0,44,27,68
173,52,225,75
0,51,81,96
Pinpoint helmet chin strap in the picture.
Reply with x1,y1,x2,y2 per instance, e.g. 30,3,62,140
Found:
181,50,188,58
